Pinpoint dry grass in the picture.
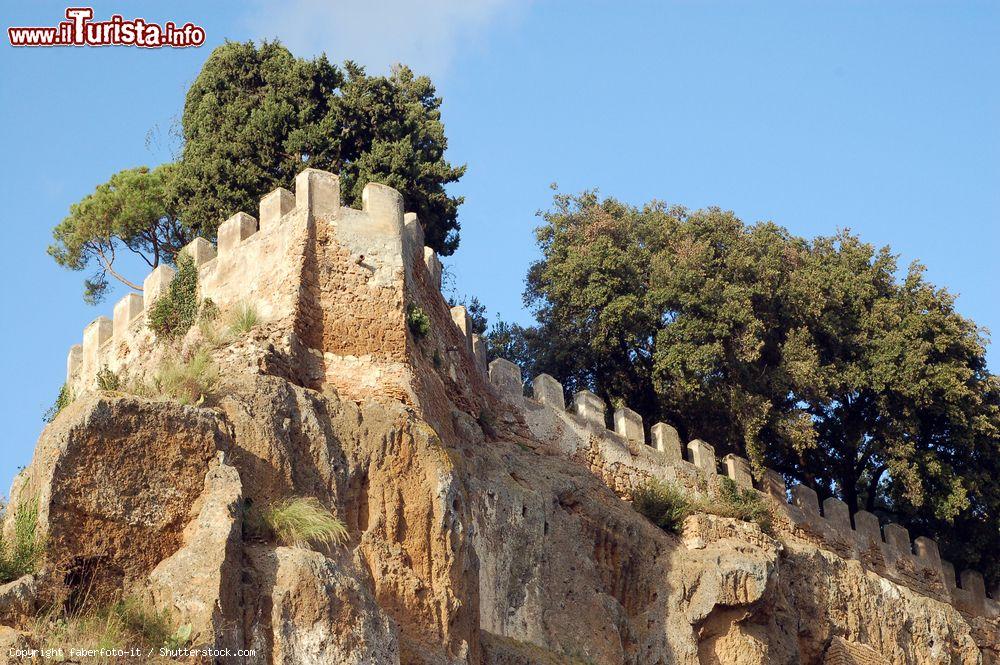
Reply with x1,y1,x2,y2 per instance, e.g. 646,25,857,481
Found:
263,497,349,550
226,302,259,337
633,477,774,535
0,496,43,584
151,348,219,406
31,597,190,664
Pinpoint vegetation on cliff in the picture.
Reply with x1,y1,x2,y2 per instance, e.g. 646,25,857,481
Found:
0,497,42,584
49,41,465,303
260,497,349,550
633,477,773,535
147,252,199,339
495,190,1000,582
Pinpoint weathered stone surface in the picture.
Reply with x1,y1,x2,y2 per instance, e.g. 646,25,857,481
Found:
218,212,258,254
613,407,643,444
10,168,996,663
259,187,295,228
0,625,35,655
532,374,564,410
244,545,399,664
723,453,753,489
572,390,606,426
489,358,522,400
651,422,682,461
0,576,37,628
147,453,243,648
6,394,229,601
182,236,217,267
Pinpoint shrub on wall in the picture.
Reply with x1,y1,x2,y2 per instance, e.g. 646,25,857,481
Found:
632,481,692,534
95,366,122,391
148,253,199,340
407,305,431,339
633,477,774,536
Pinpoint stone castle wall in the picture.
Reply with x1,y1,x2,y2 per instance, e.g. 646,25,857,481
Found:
62,167,488,414
58,166,997,622
486,358,1000,621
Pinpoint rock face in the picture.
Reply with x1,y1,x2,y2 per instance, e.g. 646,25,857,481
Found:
5,169,996,664
147,453,244,649
5,395,230,603
243,546,399,664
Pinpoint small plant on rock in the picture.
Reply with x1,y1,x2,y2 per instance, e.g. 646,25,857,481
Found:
631,481,692,534
263,497,348,550
407,305,431,339
227,301,259,337
0,496,43,584
152,347,219,406
95,366,122,391
43,383,74,423
31,596,188,659
705,477,774,535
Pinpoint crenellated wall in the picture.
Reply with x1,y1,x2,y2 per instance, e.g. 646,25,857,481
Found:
56,165,996,622
63,167,476,412
486,357,1000,620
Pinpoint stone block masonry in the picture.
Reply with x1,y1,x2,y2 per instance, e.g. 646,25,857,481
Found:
63,167,454,409
485,359,999,619
56,162,997,622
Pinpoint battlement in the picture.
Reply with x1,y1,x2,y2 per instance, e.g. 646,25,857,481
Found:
64,168,460,405
55,165,995,621
487,358,1000,619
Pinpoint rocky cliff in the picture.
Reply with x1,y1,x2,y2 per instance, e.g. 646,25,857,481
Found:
1,169,996,664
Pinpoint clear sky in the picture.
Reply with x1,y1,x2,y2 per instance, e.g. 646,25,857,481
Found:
1,1,997,496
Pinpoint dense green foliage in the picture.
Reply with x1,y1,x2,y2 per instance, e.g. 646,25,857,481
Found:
495,190,1000,582
175,42,464,255
147,253,199,339
48,165,184,304
50,41,464,302
0,497,43,583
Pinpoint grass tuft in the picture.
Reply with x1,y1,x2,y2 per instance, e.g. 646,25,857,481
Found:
226,301,259,337
708,477,774,535
633,477,774,536
631,481,692,534
263,497,348,550
0,496,43,584
31,597,190,663
151,347,219,406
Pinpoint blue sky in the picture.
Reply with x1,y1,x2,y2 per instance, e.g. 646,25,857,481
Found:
1,1,997,496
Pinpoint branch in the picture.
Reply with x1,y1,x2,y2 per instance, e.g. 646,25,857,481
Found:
93,245,144,291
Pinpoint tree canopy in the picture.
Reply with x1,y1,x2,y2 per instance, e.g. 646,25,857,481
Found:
48,164,184,304
50,41,465,302
491,190,1000,582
